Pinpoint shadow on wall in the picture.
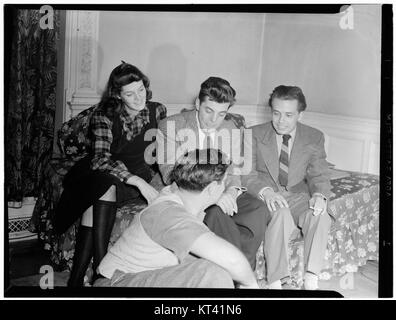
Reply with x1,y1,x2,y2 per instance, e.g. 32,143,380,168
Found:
96,41,104,94
147,44,193,106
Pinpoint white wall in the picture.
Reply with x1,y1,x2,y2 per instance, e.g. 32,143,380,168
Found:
97,11,266,106
259,5,381,120
60,6,381,174
95,6,381,121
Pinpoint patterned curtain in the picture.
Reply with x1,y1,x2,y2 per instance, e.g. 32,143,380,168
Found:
6,9,60,206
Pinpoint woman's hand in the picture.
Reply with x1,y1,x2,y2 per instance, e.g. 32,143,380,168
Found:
126,176,159,204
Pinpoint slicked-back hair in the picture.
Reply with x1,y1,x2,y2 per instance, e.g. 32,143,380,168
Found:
170,149,231,192
198,77,236,107
268,85,307,112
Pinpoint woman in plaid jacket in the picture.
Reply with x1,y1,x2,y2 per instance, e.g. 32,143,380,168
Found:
54,62,167,287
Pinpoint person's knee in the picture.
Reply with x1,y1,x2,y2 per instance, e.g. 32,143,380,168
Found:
237,196,266,230
244,195,265,212
99,185,116,202
317,212,332,229
270,207,294,227
204,205,225,222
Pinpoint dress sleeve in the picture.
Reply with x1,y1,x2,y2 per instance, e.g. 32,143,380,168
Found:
90,112,134,182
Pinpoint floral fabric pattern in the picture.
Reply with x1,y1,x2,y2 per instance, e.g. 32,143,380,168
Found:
255,171,379,288
57,104,99,159
6,9,60,204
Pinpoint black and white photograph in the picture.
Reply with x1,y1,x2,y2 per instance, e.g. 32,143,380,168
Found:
3,2,392,302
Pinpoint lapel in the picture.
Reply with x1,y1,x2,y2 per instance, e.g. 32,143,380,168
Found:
183,110,199,132
179,110,200,148
259,124,279,182
288,122,305,182
183,110,233,150
216,117,234,154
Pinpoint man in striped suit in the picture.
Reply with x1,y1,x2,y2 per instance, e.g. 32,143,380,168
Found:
242,85,333,290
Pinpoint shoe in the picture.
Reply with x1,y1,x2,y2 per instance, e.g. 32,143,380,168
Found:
281,278,298,290
303,272,319,290
267,280,282,289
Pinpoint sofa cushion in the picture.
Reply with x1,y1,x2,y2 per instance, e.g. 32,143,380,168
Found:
57,104,99,159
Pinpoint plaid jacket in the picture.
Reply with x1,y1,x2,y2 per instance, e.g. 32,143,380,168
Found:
90,102,167,182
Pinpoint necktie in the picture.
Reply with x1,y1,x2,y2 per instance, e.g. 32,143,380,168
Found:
278,134,291,187
204,133,214,149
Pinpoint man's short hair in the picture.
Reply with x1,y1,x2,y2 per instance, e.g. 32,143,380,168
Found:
170,149,231,192
268,85,307,112
198,77,236,106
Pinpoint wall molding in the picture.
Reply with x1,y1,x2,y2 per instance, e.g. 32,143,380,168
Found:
63,10,100,121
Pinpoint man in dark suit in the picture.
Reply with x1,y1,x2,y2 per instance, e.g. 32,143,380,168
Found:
156,77,267,270
242,85,333,290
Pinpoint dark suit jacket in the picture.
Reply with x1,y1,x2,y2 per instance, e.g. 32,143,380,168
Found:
156,110,243,188
242,121,331,199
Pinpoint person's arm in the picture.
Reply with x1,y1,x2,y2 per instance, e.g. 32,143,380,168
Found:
147,208,258,288
90,111,134,182
156,117,178,185
90,112,158,203
241,127,275,198
190,232,258,288
224,125,242,189
306,132,332,199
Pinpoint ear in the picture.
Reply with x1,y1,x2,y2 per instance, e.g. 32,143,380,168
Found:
195,97,200,111
298,111,304,121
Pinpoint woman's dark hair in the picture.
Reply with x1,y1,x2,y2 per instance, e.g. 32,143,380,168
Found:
170,149,231,192
99,61,152,117
98,96,121,119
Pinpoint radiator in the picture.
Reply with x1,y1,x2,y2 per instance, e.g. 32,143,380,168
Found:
8,198,37,243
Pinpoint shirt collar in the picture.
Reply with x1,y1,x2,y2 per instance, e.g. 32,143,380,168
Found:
120,103,150,124
276,127,297,140
154,183,184,206
156,183,206,221
195,111,216,135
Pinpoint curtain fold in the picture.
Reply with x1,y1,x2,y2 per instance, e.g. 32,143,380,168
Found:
6,9,60,206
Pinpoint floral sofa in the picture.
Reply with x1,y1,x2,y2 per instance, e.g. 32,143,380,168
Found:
29,108,379,288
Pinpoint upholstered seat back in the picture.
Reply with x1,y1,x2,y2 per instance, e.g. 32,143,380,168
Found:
57,104,99,160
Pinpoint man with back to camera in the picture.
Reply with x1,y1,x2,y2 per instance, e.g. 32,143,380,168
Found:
242,85,333,290
94,148,259,288
156,77,268,271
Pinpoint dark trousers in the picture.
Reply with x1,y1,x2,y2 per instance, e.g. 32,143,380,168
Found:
203,192,267,269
